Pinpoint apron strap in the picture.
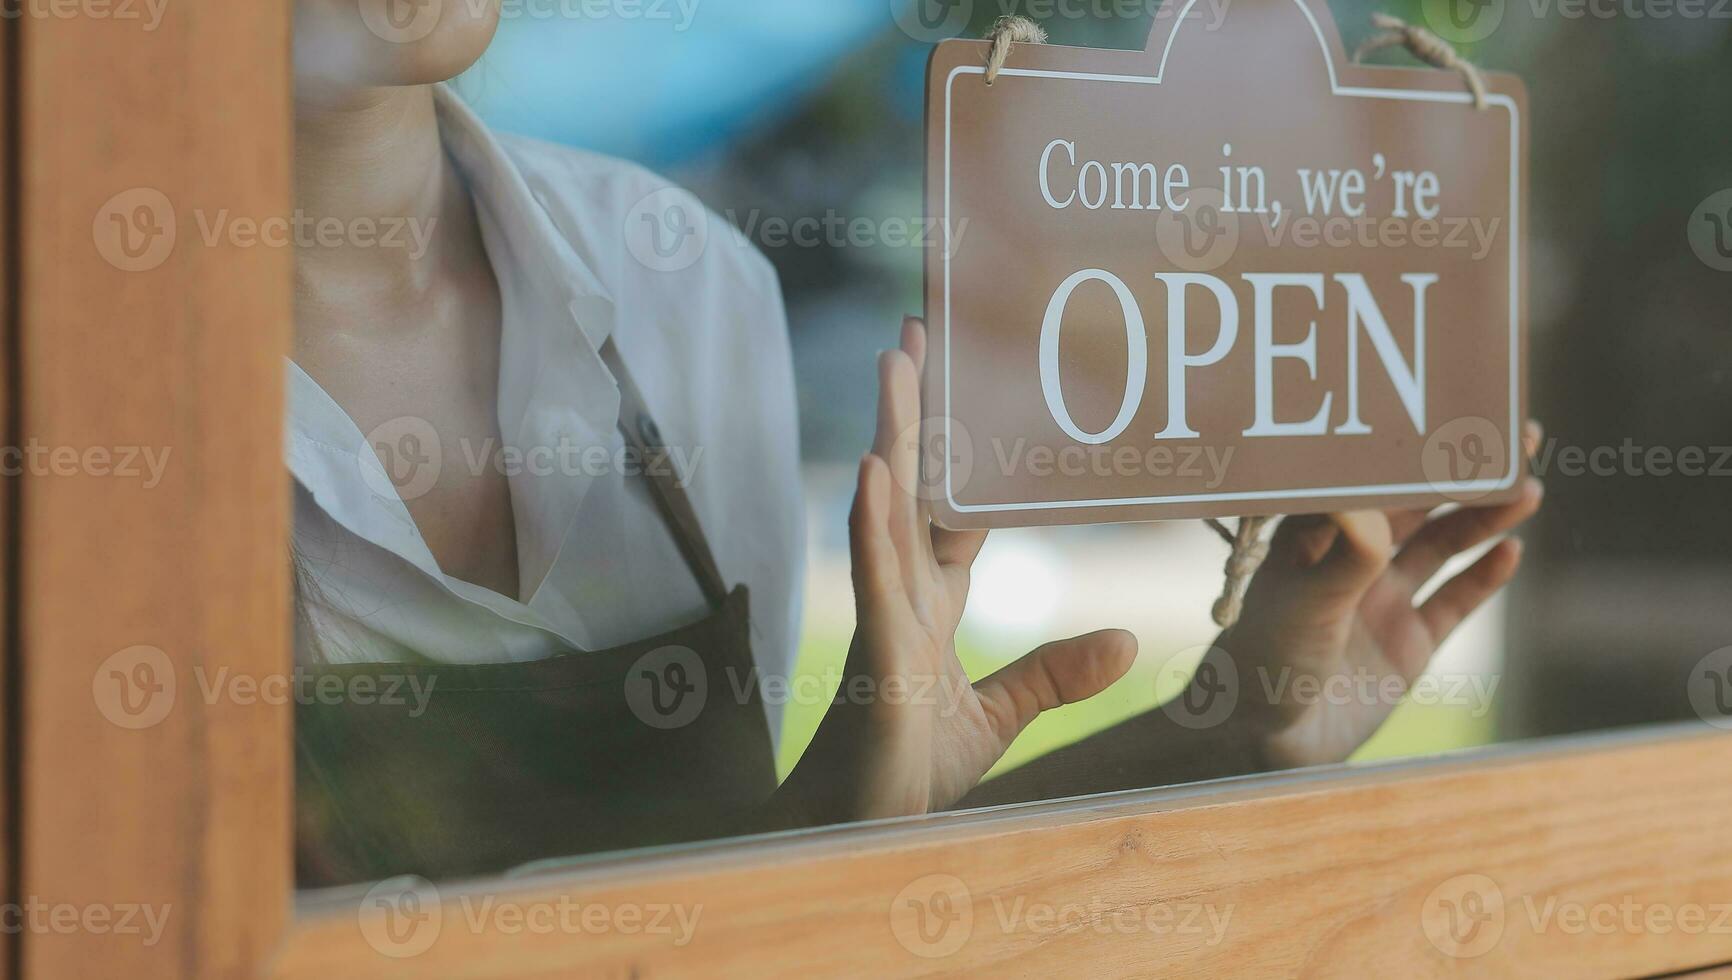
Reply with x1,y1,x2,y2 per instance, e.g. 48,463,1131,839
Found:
600,339,732,610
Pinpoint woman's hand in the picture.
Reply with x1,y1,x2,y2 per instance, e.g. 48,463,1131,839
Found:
1213,427,1545,769
776,317,1136,822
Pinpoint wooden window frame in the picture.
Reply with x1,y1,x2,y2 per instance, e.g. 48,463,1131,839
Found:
7,3,1731,977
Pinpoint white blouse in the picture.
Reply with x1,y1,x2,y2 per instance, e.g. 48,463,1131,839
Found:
288,85,805,736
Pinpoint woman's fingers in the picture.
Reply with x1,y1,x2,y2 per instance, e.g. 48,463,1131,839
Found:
1390,478,1543,592
900,316,937,531
1523,419,1544,461
1267,513,1337,569
1417,537,1524,642
894,315,988,574
1264,510,1393,608
1317,511,1394,604
1385,508,1436,548
873,349,925,570
972,630,1138,751
931,526,988,611
847,454,902,611
901,315,927,376
1349,421,1538,563
932,526,988,568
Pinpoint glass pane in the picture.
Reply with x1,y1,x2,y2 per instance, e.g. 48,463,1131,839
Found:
288,0,1732,892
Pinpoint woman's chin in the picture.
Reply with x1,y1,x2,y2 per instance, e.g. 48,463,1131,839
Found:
296,0,501,89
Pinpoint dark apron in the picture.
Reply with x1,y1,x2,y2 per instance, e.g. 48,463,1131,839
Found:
295,343,778,888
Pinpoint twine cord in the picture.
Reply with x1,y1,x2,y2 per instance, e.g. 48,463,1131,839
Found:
1208,515,1273,629
984,15,1047,85
1353,13,1488,109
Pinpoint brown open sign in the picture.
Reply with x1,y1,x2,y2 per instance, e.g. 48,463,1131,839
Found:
920,0,1528,529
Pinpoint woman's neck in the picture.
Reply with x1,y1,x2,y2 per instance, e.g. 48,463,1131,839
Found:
292,83,459,305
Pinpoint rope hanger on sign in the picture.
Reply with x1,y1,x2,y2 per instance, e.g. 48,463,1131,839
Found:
983,15,1047,85
973,13,1487,628
1353,13,1489,109
984,12,1488,104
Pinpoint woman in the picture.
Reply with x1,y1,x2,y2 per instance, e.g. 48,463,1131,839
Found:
290,1,1544,885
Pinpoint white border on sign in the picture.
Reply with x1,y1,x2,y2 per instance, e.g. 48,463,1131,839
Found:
940,0,1522,514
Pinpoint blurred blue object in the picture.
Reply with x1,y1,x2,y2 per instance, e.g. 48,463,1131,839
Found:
459,0,893,167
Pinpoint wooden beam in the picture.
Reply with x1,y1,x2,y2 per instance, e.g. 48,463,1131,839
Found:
277,729,1732,979
0,8,16,980
16,1,292,975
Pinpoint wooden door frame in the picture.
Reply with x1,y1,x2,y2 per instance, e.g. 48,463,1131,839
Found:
6,2,1731,977
278,725,1732,977
1,7,15,979
9,1,293,977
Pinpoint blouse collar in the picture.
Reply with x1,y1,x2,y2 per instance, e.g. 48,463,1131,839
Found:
287,83,626,626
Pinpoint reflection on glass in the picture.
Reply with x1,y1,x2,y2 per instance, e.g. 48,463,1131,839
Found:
290,0,1732,889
